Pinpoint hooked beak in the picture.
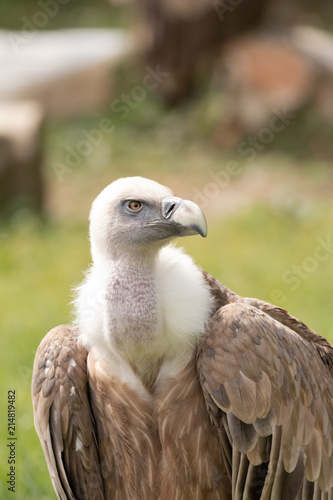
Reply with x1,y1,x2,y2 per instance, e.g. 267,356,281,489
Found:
161,196,207,238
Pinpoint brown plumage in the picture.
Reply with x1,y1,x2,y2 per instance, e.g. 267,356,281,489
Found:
32,177,333,499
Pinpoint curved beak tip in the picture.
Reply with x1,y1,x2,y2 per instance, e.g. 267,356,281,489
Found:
171,199,207,238
199,224,208,238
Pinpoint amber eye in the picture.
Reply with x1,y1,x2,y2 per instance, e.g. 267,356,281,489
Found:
127,200,142,212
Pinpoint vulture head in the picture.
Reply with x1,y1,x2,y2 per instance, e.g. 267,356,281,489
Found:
89,176,207,262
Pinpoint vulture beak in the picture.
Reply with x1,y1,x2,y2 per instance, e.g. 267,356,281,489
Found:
162,196,207,238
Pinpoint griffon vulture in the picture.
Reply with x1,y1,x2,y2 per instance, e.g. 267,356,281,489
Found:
32,177,333,500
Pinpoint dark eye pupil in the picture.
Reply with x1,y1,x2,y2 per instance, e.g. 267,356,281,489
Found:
129,201,141,211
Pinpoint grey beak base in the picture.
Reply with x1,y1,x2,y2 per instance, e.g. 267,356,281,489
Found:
162,197,182,220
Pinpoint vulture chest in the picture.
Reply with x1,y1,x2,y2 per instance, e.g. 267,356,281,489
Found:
88,349,231,499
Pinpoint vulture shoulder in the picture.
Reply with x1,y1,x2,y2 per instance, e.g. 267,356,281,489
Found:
31,325,105,500
198,271,333,498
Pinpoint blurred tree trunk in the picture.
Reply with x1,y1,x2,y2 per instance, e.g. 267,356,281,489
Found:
137,0,269,104
0,102,44,214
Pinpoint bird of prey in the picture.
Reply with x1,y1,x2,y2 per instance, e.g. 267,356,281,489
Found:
32,177,333,500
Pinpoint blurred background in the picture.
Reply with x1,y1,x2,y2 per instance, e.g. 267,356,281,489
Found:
0,0,333,498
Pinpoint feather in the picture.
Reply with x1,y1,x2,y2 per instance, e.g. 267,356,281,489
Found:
253,409,277,438
305,429,322,482
226,413,257,454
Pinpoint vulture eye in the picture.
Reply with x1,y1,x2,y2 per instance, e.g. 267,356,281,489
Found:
126,200,143,212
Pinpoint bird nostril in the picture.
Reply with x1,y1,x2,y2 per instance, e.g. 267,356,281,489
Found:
165,203,176,218
162,197,181,219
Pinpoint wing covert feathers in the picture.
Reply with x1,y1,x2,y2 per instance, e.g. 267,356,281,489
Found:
199,272,333,498
31,325,105,500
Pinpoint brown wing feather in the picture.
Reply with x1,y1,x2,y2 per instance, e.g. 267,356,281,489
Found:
31,325,105,500
198,272,333,499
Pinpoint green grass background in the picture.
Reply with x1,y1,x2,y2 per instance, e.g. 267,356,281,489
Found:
1,1,333,498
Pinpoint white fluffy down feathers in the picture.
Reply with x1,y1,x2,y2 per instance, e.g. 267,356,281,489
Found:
73,245,214,365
